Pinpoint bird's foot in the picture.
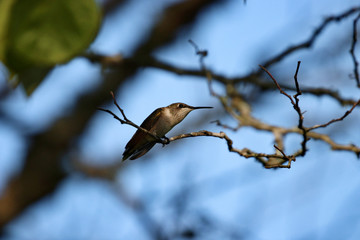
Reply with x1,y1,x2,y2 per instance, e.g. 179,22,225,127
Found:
161,136,170,146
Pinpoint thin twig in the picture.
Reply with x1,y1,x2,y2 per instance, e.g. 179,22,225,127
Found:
188,39,208,59
307,99,360,131
272,145,294,169
292,62,308,156
350,12,360,87
189,39,219,97
210,120,239,132
97,107,125,124
259,65,296,106
109,91,129,121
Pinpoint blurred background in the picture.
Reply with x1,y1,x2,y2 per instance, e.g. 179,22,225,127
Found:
1,0,360,239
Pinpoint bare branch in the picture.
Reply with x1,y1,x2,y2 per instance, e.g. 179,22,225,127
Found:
169,130,296,168
260,63,308,157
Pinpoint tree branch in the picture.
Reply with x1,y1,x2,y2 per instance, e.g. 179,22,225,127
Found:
83,53,359,107
169,130,294,168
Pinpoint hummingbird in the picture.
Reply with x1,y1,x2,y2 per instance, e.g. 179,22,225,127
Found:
122,103,212,161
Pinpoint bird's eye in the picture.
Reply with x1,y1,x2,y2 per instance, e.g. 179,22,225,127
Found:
178,103,184,108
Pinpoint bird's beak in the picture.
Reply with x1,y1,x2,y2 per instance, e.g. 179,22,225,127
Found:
190,106,213,110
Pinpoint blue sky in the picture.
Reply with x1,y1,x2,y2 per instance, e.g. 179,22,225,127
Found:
1,0,360,239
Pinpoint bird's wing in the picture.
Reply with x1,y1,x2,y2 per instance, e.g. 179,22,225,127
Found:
123,107,163,160
139,107,163,130
126,107,162,146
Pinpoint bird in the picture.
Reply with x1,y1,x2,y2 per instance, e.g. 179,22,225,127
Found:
122,102,212,160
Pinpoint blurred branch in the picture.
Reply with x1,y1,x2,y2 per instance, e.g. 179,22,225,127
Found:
134,0,225,57
83,53,358,107
142,56,359,106
210,120,239,131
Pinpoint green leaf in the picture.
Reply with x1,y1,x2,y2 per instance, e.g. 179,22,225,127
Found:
5,0,101,71
1,0,101,95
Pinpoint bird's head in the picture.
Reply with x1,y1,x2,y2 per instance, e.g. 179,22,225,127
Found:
167,102,212,124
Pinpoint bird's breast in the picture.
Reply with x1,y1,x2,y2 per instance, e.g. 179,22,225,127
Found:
152,108,176,137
